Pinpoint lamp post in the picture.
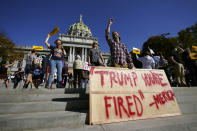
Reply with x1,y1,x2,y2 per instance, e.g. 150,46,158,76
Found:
160,33,170,38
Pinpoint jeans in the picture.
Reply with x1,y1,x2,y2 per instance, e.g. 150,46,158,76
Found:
73,69,82,88
81,79,89,88
48,59,63,88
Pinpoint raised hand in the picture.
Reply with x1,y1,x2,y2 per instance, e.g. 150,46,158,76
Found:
109,18,114,25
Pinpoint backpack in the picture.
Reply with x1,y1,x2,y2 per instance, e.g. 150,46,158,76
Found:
34,68,42,76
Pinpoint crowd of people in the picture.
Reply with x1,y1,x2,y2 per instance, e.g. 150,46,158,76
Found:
0,18,196,89
134,45,197,87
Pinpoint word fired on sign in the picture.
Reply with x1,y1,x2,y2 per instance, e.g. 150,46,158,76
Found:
89,67,181,125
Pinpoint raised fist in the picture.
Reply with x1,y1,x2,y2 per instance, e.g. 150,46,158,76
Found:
109,18,114,24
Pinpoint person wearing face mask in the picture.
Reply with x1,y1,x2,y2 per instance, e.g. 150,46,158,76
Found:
170,46,186,87
45,35,66,88
105,18,134,69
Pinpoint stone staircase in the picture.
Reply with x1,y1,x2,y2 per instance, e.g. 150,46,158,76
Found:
173,87,197,115
0,87,89,131
0,86,197,131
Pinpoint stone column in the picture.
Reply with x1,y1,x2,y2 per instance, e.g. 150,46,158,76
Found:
69,47,72,62
73,47,75,62
85,48,87,62
82,48,84,62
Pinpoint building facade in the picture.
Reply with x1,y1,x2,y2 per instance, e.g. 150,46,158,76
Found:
10,15,110,72
59,15,99,67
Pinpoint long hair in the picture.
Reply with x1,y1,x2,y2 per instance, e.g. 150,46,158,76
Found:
54,39,62,44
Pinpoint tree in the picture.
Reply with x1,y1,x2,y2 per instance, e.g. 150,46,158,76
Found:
0,33,24,63
177,23,197,49
191,23,197,41
141,35,178,60
141,22,197,63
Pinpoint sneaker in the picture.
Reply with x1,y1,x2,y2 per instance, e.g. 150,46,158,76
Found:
46,85,52,89
23,83,29,89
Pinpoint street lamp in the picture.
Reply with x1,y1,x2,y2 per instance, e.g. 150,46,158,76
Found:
160,33,170,37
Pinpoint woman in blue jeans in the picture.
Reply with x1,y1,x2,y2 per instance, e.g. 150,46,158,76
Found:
45,35,66,88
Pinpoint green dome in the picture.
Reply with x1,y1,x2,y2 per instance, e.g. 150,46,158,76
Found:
67,15,92,37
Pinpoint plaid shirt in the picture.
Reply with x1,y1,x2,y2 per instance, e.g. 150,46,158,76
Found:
106,30,133,65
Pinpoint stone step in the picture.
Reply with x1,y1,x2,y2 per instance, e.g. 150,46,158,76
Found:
173,87,197,114
1,82,65,90
25,113,197,131
0,93,81,103
176,95,197,103
179,102,197,114
172,87,197,96
64,88,88,94
0,88,87,95
0,110,88,131
0,100,89,114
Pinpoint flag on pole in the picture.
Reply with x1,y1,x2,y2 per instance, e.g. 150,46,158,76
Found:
48,26,59,37
132,47,141,54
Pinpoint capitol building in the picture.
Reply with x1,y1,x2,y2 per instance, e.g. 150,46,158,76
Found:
12,15,110,72
59,15,109,67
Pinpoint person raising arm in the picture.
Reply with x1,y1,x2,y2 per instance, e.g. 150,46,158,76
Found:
44,35,66,88
105,18,134,69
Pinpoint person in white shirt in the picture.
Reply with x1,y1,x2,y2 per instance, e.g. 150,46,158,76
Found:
136,51,155,69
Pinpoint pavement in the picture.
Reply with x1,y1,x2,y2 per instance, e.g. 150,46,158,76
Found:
25,113,197,131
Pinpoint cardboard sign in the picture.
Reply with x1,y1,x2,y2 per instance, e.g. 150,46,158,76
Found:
32,46,43,51
192,45,197,52
83,62,90,71
190,53,197,59
89,67,181,125
190,46,197,59
132,47,140,54
48,26,59,37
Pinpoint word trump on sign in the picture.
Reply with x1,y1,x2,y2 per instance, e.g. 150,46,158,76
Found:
89,67,181,125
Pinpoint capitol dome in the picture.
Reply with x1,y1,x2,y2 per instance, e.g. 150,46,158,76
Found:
66,15,92,37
